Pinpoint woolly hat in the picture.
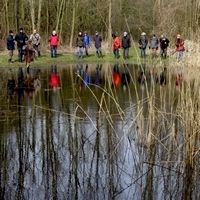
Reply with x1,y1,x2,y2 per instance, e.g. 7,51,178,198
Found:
141,32,146,36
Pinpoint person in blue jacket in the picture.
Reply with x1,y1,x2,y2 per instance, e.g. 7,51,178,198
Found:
83,31,90,56
6,30,15,63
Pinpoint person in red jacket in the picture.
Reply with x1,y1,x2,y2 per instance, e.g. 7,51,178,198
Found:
175,34,185,61
112,33,120,58
48,30,59,58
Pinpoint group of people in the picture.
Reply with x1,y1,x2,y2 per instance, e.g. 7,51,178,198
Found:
6,28,185,66
75,31,131,59
138,32,185,61
6,28,41,69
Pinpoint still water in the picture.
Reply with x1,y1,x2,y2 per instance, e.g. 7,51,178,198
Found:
0,63,199,200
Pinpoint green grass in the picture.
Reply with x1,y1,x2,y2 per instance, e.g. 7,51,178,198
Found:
0,47,172,68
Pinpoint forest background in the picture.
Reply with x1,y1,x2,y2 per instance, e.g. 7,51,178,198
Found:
0,0,199,51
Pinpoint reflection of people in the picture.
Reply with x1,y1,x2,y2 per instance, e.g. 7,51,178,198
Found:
175,73,183,91
17,67,25,98
160,67,167,86
121,72,130,90
83,65,91,86
15,28,28,62
6,30,15,63
95,64,102,85
49,65,60,89
33,69,41,93
112,64,120,86
24,74,34,97
7,73,16,99
138,71,145,84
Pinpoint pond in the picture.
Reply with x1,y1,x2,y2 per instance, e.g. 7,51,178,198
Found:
0,62,199,200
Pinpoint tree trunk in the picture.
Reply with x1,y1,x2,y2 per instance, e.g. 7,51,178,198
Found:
37,0,43,32
107,0,112,49
69,0,76,48
29,0,35,31
15,0,20,31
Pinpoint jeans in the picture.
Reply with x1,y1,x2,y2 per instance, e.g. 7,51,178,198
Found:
76,46,84,58
18,47,24,62
96,47,102,57
176,51,184,61
51,45,57,57
160,48,167,58
123,48,129,59
140,48,146,58
113,48,119,58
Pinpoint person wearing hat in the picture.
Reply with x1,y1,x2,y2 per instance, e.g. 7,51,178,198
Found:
6,30,15,63
175,34,185,61
15,28,28,62
121,31,131,59
138,32,148,58
48,30,59,58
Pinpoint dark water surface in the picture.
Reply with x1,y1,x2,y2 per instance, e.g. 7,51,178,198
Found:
0,63,199,200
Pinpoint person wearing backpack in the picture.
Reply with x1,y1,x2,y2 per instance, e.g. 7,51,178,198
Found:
138,32,148,58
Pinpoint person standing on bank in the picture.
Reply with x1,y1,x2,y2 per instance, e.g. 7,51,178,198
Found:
83,31,90,56
93,31,103,58
159,35,170,58
15,28,28,62
48,30,59,58
138,32,148,58
30,29,41,57
112,33,121,58
121,31,131,59
149,34,159,58
175,34,185,61
76,32,85,58
6,30,15,63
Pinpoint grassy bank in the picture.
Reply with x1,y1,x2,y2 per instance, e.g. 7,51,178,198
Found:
0,46,172,68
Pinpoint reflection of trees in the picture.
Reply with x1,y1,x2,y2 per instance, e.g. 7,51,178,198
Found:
1,64,200,199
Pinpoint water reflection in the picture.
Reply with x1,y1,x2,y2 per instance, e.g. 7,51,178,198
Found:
0,63,199,200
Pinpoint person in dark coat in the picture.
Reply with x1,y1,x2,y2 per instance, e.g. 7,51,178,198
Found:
138,32,148,58
76,32,85,58
93,31,103,58
159,35,170,58
121,32,131,59
149,34,159,58
15,28,28,62
6,30,15,63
